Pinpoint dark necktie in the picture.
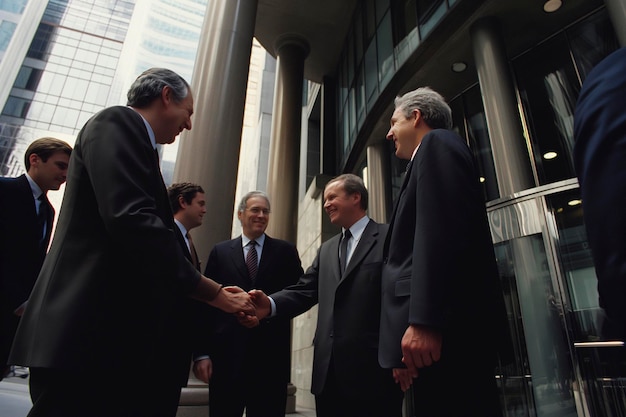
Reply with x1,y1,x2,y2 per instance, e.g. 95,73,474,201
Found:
339,229,352,275
37,194,50,244
246,240,258,282
186,232,200,271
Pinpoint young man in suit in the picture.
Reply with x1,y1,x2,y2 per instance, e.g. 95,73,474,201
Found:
168,182,207,272
245,174,406,417
381,87,510,417
9,68,254,417
0,137,72,380
573,47,626,340
192,191,303,417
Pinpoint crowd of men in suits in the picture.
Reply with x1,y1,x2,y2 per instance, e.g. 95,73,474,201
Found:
3,49,624,417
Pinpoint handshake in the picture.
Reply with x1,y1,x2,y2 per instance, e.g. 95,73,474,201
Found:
222,287,272,328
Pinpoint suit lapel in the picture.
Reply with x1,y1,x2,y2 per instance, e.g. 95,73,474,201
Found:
341,220,377,281
229,237,249,280
384,158,415,256
329,235,342,282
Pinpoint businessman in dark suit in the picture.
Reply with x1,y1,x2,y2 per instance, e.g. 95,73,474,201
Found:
193,190,303,417
573,47,626,339
9,68,254,417
381,87,509,417
246,174,405,417
0,137,72,380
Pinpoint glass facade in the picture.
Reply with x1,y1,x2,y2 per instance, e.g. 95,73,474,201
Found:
323,2,623,416
0,0,135,176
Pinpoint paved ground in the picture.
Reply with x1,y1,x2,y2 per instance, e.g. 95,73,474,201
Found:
0,367,316,417
0,367,31,417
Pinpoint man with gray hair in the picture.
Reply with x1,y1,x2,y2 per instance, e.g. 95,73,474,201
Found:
381,86,510,416
9,68,254,417
192,191,303,417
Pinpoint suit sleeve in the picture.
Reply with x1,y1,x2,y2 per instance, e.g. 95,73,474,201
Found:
271,246,320,318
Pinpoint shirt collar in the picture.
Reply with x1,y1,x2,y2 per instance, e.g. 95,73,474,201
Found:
129,106,157,149
242,233,266,248
174,218,188,237
25,172,44,200
343,215,369,241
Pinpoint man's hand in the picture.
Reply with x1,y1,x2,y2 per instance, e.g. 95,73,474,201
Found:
208,285,255,315
249,289,271,320
392,368,414,392
401,324,442,377
192,358,213,383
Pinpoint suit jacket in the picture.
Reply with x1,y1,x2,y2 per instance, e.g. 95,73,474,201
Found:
271,220,401,407
195,234,302,393
9,106,202,387
573,47,626,327
379,130,510,371
0,174,53,365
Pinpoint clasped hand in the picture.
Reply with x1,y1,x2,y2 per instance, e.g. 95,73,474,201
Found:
233,289,271,328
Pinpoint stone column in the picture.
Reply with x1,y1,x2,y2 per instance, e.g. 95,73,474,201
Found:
174,0,258,263
605,0,626,46
470,18,535,197
265,35,310,242
365,143,390,224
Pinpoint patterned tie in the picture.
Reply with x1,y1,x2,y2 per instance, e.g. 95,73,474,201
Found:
246,240,258,282
339,229,352,275
186,232,200,271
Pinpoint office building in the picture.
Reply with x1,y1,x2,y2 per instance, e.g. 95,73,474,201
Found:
175,0,626,415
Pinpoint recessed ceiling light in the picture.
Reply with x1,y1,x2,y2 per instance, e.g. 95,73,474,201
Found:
543,151,558,160
568,199,582,206
451,62,467,73
544,0,562,13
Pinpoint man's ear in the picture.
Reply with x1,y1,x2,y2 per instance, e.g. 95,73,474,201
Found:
412,109,421,127
178,194,187,208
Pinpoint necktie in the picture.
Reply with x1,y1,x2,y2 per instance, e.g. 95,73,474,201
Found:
246,240,258,282
37,194,50,244
339,229,352,275
186,232,200,271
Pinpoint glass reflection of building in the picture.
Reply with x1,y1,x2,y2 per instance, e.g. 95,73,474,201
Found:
177,0,626,416
0,0,136,177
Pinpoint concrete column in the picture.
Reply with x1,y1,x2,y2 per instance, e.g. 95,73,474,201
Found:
174,0,258,264
605,0,626,46
470,18,535,197
265,35,310,242
365,143,390,224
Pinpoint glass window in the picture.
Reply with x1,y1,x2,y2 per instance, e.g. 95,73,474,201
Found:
417,0,447,38
375,0,390,25
3,96,30,118
364,38,378,110
0,20,16,52
377,11,394,90
514,34,580,185
390,0,417,46
365,0,377,43
0,0,27,14
568,9,619,83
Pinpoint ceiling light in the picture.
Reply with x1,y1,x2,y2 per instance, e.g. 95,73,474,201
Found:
544,0,562,13
451,62,467,73
543,151,558,160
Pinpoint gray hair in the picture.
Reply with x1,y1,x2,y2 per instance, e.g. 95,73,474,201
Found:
394,87,452,130
127,68,190,108
238,191,271,213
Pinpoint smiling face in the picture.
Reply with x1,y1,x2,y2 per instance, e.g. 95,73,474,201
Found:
238,195,270,240
386,107,419,160
323,180,362,229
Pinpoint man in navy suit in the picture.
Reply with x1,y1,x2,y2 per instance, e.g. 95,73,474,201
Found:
9,68,254,417
192,191,303,417
380,86,510,417
246,174,406,417
574,47,626,339
0,137,72,380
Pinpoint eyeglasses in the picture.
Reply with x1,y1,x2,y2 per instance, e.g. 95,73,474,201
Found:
246,207,270,215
